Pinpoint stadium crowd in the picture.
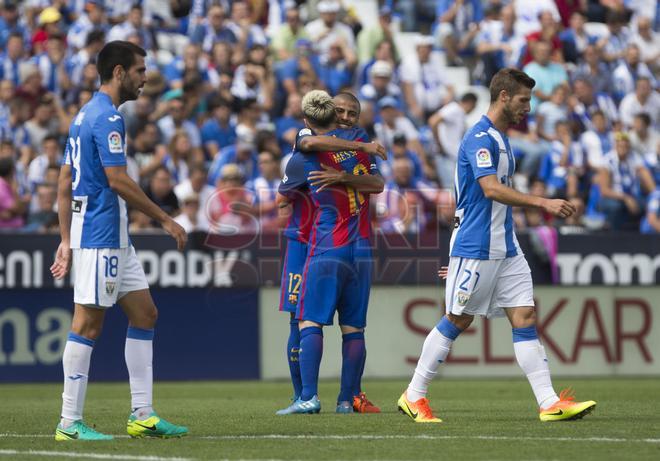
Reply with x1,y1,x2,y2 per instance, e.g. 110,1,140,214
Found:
0,0,658,235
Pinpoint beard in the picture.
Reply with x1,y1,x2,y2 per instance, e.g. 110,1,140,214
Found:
502,104,519,126
119,76,140,103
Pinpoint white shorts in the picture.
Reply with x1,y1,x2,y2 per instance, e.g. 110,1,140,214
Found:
445,255,534,319
72,246,149,308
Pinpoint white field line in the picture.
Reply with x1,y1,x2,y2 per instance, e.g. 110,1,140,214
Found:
0,449,193,461
1,433,660,444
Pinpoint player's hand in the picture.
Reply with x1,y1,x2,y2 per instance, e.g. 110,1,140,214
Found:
163,219,187,251
541,198,577,218
361,141,387,160
50,241,72,280
437,266,449,280
308,164,346,192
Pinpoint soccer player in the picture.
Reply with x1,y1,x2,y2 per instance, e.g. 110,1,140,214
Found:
50,41,189,441
276,92,384,415
398,68,597,423
278,90,383,414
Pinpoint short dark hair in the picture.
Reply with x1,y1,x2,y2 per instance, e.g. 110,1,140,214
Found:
0,157,14,178
634,112,651,126
335,91,360,107
42,134,59,145
85,29,105,48
489,68,535,102
461,92,478,104
97,40,146,83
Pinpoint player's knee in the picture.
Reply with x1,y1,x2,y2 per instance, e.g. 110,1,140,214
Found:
510,307,536,328
446,313,474,330
71,322,103,340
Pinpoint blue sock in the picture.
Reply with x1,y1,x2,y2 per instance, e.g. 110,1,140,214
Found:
356,346,366,394
287,317,302,399
299,326,323,401
338,331,365,403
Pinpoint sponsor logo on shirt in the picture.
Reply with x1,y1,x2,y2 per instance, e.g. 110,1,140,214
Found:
298,128,312,137
476,148,492,168
108,131,123,154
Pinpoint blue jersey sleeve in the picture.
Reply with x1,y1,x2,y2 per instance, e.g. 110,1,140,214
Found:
294,127,314,151
464,131,497,179
93,110,127,167
279,152,308,196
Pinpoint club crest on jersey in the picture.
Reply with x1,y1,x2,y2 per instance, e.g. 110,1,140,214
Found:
105,281,116,295
108,131,123,154
476,148,492,168
457,291,470,306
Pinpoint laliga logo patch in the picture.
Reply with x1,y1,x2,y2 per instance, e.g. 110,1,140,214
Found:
457,291,470,306
108,131,123,154
105,281,116,295
476,148,492,168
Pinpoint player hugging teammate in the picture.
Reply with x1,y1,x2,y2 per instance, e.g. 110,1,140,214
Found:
276,90,386,414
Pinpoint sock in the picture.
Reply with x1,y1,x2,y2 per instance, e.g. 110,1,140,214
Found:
356,343,366,395
338,331,365,403
298,326,323,401
287,317,302,399
125,326,154,416
407,317,461,402
512,326,559,409
60,332,94,426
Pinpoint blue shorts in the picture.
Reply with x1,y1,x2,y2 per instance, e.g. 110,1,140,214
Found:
279,239,308,313
296,238,372,328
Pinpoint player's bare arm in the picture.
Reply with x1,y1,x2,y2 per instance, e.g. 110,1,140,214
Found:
299,136,387,160
477,174,576,218
50,164,73,279
308,163,385,194
104,165,187,250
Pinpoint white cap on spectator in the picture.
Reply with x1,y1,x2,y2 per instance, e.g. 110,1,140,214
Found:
318,1,341,13
370,60,393,78
414,35,435,47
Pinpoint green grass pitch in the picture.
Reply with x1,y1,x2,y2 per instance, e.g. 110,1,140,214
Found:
1,379,659,460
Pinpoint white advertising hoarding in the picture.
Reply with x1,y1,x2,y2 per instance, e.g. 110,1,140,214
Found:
260,287,660,378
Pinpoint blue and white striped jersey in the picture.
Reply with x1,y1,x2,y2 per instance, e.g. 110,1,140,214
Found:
64,92,130,249
449,115,521,260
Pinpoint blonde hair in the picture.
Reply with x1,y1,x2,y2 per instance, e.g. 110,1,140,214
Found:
301,90,335,127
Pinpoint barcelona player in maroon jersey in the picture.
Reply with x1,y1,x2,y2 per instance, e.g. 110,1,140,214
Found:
276,93,385,415
278,90,384,414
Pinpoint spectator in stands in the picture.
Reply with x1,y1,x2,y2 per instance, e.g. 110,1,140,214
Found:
0,32,28,87
357,5,398,65
374,97,434,181
631,113,660,183
27,134,60,192
208,129,259,186
157,93,202,151
569,77,619,132
191,4,238,54
428,92,478,188
0,156,27,229
580,109,615,170
376,157,427,233
573,44,613,95
358,60,402,128
631,16,659,74
270,4,309,62
174,192,208,233
67,0,107,51
619,77,660,129
536,85,569,142
208,163,256,234
34,33,70,97
305,1,355,60
161,129,192,185
0,79,13,141
249,151,282,232
522,40,568,113
24,182,57,232
612,44,657,104
210,41,235,76
277,38,322,98
538,120,583,200
434,0,483,67
143,166,180,223
130,122,161,180
231,61,274,112
107,4,153,51
513,0,561,37
24,95,60,149
400,35,453,124
276,92,304,158
201,95,236,159
227,0,268,49
66,29,105,87
164,43,218,91
559,10,598,63
521,9,562,67
377,133,424,183
640,188,660,234
476,4,523,85
0,1,29,51
318,38,356,96
174,164,213,230
597,9,631,65
594,132,655,230
357,39,398,89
